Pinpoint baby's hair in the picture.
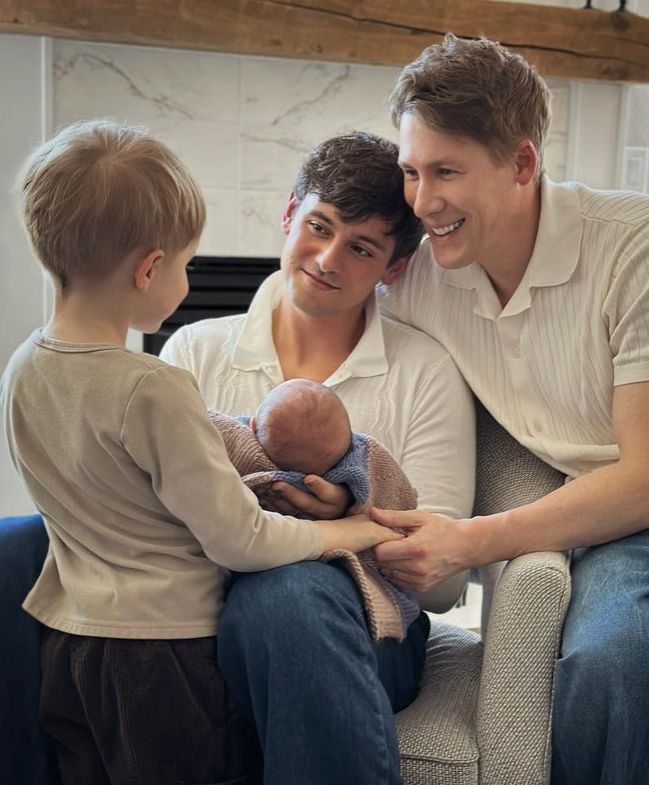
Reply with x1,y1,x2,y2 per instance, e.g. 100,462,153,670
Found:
20,119,205,288
256,380,352,475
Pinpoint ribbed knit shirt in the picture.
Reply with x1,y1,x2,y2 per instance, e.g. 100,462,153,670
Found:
380,176,649,479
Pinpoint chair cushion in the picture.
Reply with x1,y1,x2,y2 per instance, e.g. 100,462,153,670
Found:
397,619,482,785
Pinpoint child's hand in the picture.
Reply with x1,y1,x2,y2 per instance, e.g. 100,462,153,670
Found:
317,515,404,554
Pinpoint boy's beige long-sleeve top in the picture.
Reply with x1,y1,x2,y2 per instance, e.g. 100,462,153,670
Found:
0,331,323,639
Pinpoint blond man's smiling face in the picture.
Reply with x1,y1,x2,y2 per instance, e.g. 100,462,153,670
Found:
398,113,523,273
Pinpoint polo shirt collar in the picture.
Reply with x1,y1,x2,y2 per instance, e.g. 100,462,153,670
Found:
231,271,389,383
440,176,583,320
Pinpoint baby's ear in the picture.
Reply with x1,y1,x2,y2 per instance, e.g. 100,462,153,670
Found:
249,415,257,433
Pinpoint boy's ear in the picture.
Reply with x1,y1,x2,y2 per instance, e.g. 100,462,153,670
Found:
514,140,539,186
281,192,299,236
382,254,410,285
134,250,165,293
249,415,257,433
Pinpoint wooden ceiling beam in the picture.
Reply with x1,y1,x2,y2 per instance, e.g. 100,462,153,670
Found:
2,0,649,83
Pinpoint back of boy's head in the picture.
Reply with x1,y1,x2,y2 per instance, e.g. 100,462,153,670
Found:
390,33,551,176
20,119,206,289
292,131,422,264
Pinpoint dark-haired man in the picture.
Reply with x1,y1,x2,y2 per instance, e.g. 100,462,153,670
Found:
374,34,649,785
160,131,475,785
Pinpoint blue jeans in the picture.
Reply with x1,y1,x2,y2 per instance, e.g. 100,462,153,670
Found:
0,514,57,785
552,528,649,785
217,561,430,785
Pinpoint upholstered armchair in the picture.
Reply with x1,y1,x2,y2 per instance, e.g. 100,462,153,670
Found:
396,401,571,785
1,402,570,785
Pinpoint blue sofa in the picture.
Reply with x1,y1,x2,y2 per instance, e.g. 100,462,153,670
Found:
0,514,58,785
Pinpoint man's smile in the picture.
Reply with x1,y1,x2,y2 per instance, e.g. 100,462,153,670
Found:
429,218,465,237
301,268,341,290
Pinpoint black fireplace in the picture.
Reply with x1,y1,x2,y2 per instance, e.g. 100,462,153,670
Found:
143,256,280,356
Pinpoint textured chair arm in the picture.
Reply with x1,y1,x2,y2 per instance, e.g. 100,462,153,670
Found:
476,550,571,785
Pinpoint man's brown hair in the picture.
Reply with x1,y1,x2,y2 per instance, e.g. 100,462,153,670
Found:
293,131,423,264
390,34,552,175
20,119,206,288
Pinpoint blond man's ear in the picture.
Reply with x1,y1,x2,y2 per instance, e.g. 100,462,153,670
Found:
514,139,539,186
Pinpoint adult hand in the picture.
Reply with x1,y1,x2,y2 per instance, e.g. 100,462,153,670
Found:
267,476,351,519
371,508,473,592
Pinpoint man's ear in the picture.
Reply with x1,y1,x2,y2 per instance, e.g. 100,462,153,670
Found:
280,192,299,236
382,254,411,286
514,140,539,186
134,250,165,293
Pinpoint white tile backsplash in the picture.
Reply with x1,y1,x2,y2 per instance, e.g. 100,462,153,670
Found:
53,39,574,257
199,188,241,256
240,58,398,192
239,189,287,257
54,42,241,189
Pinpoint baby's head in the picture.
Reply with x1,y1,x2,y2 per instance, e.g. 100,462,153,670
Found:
253,380,352,476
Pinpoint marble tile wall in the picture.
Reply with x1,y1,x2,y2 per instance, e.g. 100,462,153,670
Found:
53,40,571,259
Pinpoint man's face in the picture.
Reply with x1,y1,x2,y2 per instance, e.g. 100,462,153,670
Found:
398,113,520,271
279,193,407,320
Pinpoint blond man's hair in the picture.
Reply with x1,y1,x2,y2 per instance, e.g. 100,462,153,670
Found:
390,34,552,176
20,119,206,288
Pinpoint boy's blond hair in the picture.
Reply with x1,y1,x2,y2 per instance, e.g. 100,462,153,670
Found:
20,119,206,288
390,34,551,177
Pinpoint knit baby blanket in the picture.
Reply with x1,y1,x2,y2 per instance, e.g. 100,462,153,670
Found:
208,409,420,641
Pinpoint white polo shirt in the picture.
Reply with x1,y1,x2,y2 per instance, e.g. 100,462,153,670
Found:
380,176,649,479
161,271,475,519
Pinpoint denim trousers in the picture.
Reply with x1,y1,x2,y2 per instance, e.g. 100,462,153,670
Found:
551,528,649,785
6,515,648,784
217,561,430,785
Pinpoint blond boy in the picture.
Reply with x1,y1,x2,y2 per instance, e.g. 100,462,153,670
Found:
0,120,398,785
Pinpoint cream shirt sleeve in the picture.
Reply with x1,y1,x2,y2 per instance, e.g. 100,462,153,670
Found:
121,364,323,571
605,223,649,386
402,352,475,519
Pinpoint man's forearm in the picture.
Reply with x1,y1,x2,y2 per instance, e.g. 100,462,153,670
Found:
468,459,649,566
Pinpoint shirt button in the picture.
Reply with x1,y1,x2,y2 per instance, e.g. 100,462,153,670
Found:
510,346,521,359
532,419,543,433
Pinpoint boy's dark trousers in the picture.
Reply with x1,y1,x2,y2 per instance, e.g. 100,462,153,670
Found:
40,628,262,785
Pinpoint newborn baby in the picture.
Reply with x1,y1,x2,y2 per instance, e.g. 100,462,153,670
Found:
251,379,352,476
207,384,419,641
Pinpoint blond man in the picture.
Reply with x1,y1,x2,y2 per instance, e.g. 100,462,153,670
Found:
375,34,649,785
